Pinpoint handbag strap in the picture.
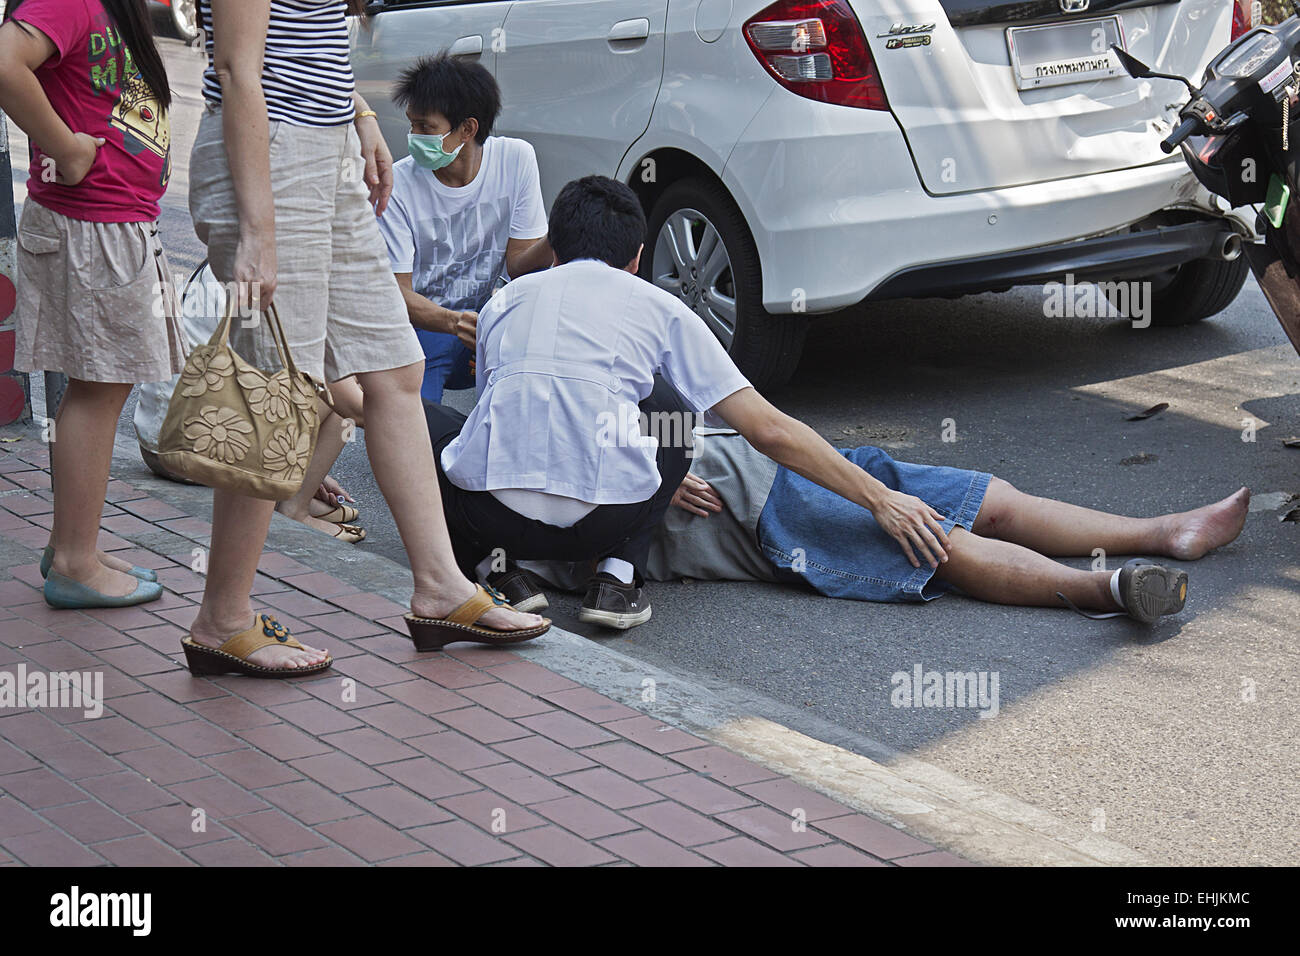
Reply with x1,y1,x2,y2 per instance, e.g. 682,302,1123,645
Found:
207,291,238,349
208,292,339,414
265,302,339,412
265,302,339,413
262,303,299,378
206,290,284,360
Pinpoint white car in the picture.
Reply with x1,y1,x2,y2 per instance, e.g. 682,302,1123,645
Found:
351,0,1257,387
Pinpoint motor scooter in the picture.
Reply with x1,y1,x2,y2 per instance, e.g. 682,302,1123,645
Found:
1114,12,1300,354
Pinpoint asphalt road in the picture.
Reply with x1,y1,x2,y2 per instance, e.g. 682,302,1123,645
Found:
10,35,1298,865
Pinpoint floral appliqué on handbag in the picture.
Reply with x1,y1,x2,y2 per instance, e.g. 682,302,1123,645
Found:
158,301,332,500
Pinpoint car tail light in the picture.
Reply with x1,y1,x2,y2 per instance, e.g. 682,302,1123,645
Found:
1231,0,1260,41
744,0,888,110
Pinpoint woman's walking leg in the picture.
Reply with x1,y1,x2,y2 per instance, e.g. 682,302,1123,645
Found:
354,361,544,630
189,490,330,668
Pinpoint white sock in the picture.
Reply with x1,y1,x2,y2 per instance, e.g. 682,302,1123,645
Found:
597,557,635,584
1109,568,1125,609
475,556,496,584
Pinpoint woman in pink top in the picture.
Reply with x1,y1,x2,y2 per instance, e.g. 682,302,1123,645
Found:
0,0,180,609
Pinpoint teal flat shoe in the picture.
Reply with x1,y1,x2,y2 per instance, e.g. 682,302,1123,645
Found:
40,546,158,583
43,570,164,609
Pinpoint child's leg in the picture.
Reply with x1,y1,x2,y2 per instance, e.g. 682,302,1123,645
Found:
973,477,1249,560
933,527,1118,610
48,379,136,595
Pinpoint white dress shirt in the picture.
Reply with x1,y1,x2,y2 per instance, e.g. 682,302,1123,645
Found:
441,258,752,505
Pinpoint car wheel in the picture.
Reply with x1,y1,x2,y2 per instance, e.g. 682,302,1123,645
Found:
1109,255,1249,327
642,179,808,390
165,0,200,41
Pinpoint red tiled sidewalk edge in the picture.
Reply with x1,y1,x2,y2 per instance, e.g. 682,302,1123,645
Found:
0,432,970,867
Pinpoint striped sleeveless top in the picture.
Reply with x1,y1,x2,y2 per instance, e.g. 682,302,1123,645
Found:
196,0,356,127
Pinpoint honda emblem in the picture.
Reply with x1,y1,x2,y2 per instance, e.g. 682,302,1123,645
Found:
1060,0,1089,10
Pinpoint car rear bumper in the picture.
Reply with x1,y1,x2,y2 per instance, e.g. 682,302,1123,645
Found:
867,219,1239,300
721,93,1248,314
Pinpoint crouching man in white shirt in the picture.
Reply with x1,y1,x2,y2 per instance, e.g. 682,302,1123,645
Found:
427,176,952,629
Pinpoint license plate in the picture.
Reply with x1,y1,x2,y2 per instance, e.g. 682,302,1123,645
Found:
1007,17,1126,91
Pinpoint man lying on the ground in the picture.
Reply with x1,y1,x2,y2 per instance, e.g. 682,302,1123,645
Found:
518,428,1249,624
378,52,551,405
425,174,1232,630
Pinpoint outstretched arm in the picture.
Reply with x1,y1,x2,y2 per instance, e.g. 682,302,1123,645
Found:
712,387,950,568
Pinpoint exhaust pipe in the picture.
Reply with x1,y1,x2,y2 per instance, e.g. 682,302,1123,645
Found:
1219,232,1243,261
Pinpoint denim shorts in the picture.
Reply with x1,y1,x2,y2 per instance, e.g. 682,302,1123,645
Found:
756,446,991,602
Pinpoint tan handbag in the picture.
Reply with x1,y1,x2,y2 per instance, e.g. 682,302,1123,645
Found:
156,300,331,501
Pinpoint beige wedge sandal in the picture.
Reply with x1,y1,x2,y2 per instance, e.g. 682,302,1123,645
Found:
404,585,551,651
182,614,332,678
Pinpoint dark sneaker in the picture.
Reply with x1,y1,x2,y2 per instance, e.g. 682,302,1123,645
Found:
578,572,652,629
1117,558,1188,624
1056,558,1188,624
484,568,549,614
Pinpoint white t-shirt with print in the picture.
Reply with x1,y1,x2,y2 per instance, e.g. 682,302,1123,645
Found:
378,136,548,312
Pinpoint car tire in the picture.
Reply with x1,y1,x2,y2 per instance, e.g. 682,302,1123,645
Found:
642,178,808,390
153,0,199,42
1113,254,1250,327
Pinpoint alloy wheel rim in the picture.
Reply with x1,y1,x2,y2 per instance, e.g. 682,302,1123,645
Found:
651,207,738,348
175,0,198,37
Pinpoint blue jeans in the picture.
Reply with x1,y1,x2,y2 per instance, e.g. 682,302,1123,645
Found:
757,446,991,602
415,328,475,404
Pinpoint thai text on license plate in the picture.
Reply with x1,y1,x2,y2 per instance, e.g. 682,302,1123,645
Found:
1007,16,1126,91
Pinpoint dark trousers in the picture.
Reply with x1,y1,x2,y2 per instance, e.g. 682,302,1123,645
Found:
425,379,694,579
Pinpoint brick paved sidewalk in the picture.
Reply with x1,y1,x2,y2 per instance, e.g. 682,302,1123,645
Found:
0,431,968,867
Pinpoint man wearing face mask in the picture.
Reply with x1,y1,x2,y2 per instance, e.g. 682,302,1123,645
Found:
378,53,551,404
